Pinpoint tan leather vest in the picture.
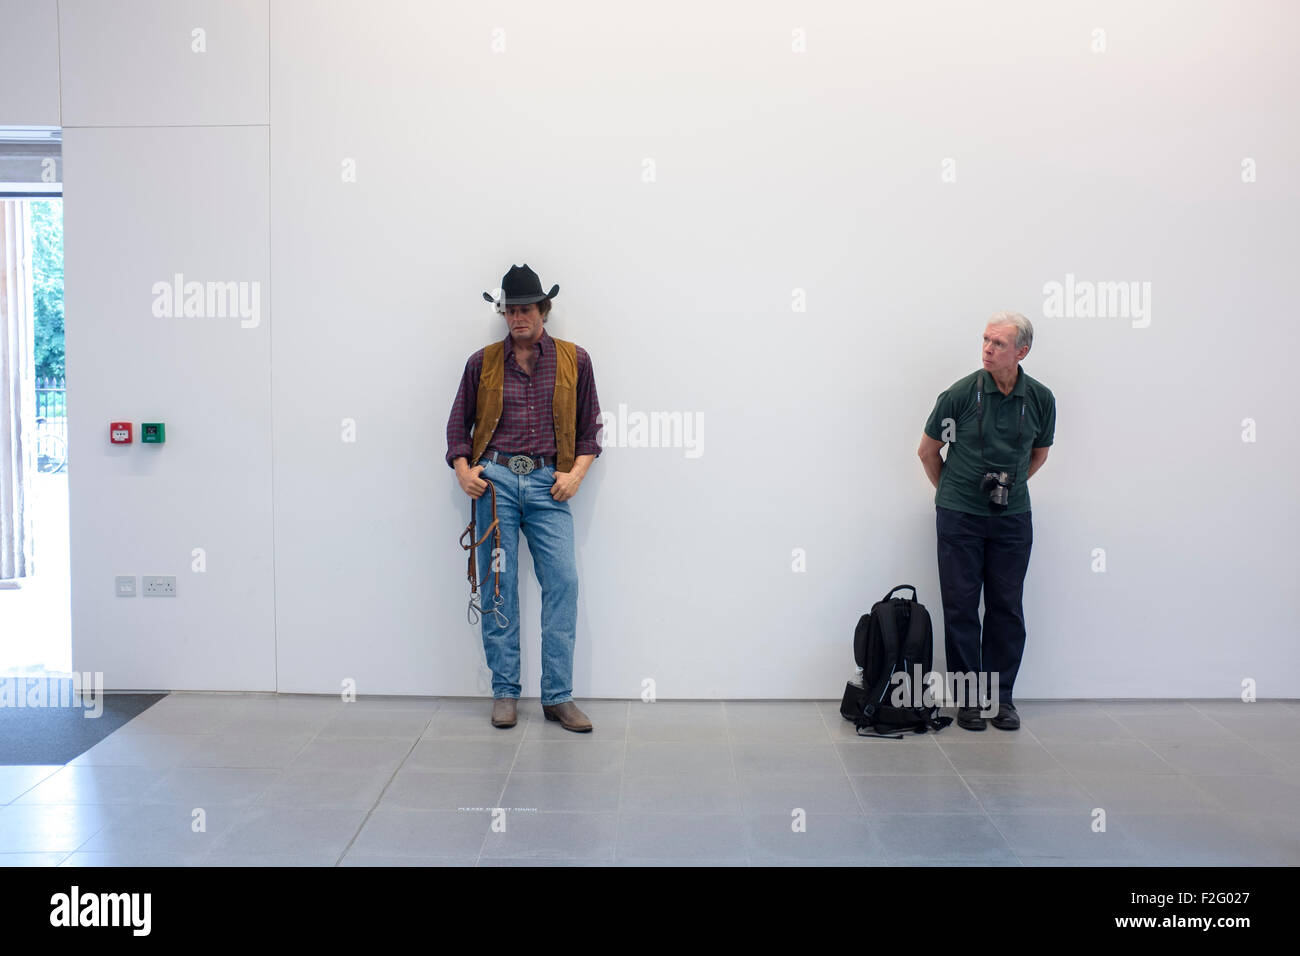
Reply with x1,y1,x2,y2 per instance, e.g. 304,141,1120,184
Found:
470,337,578,472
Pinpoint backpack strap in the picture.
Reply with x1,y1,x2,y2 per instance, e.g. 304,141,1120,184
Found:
916,712,955,733
879,584,922,705
883,584,917,602
864,598,903,711
855,725,906,740
899,593,929,675
895,594,953,731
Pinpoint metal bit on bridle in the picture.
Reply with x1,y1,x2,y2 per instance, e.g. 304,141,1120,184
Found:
460,477,509,628
465,587,509,629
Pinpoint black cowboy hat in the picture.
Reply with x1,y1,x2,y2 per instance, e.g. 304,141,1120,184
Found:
482,263,559,306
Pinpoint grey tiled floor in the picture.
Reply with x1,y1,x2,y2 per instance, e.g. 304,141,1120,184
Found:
1,695,1298,866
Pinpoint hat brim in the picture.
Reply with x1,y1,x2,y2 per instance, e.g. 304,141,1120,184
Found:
482,284,559,305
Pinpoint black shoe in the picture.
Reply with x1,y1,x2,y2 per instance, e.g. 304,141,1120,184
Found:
956,706,987,731
990,702,1020,731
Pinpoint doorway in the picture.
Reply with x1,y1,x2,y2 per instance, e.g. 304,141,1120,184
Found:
1,126,67,678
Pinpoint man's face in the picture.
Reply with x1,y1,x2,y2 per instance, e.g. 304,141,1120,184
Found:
982,323,1028,376
504,302,543,342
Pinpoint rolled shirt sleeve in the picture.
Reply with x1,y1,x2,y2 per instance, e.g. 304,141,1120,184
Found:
445,350,482,468
574,345,602,458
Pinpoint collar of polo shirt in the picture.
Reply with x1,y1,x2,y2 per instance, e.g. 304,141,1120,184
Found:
983,365,1026,397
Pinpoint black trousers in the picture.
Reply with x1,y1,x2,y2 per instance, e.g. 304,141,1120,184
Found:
935,505,1034,705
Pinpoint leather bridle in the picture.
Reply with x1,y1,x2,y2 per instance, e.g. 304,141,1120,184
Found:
460,479,509,627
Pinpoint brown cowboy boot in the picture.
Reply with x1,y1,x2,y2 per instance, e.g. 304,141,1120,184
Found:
490,697,517,729
542,701,592,733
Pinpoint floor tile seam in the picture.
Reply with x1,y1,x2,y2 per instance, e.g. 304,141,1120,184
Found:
20,802,221,864
615,699,631,851
1042,733,1128,835
1115,731,1201,774
39,798,142,861
821,707,876,815
979,797,1166,865
1019,723,1113,790
942,748,1020,861
1106,708,1254,744
1072,765,1251,814
983,723,1080,865
892,742,1020,864
1167,707,1292,766
329,730,431,868
476,714,531,867
0,765,66,806
720,701,754,862
1175,772,1289,814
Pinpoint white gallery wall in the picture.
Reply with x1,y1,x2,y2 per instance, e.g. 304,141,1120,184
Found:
2,0,1296,697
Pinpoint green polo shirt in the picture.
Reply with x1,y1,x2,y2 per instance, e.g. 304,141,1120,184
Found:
923,366,1055,516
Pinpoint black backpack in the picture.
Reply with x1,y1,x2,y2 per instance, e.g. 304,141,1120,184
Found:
839,585,953,738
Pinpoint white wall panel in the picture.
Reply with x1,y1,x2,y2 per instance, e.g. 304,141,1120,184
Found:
65,125,273,689
24,0,1299,696
60,0,267,127
0,0,61,126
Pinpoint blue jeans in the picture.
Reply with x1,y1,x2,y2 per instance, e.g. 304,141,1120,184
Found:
473,455,578,705
935,506,1033,705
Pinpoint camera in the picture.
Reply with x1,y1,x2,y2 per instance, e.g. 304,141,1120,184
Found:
980,471,1013,510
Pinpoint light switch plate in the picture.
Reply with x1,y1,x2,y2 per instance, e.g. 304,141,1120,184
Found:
115,575,136,597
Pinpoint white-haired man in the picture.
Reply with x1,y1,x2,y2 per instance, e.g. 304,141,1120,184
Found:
917,313,1055,731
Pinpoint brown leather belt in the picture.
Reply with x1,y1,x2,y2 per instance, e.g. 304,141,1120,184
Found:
459,478,508,627
482,449,556,475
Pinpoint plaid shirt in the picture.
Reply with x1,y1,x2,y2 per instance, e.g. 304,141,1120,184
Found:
445,328,602,468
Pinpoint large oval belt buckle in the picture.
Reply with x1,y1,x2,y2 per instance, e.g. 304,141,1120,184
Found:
507,455,535,475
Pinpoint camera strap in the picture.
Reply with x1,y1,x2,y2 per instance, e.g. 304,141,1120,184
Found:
976,372,1027,482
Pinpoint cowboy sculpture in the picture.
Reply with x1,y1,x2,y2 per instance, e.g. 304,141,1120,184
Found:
446,264,603,731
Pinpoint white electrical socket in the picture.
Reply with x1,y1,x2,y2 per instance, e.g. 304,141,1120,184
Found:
142,575,176,597
115,575,136,597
